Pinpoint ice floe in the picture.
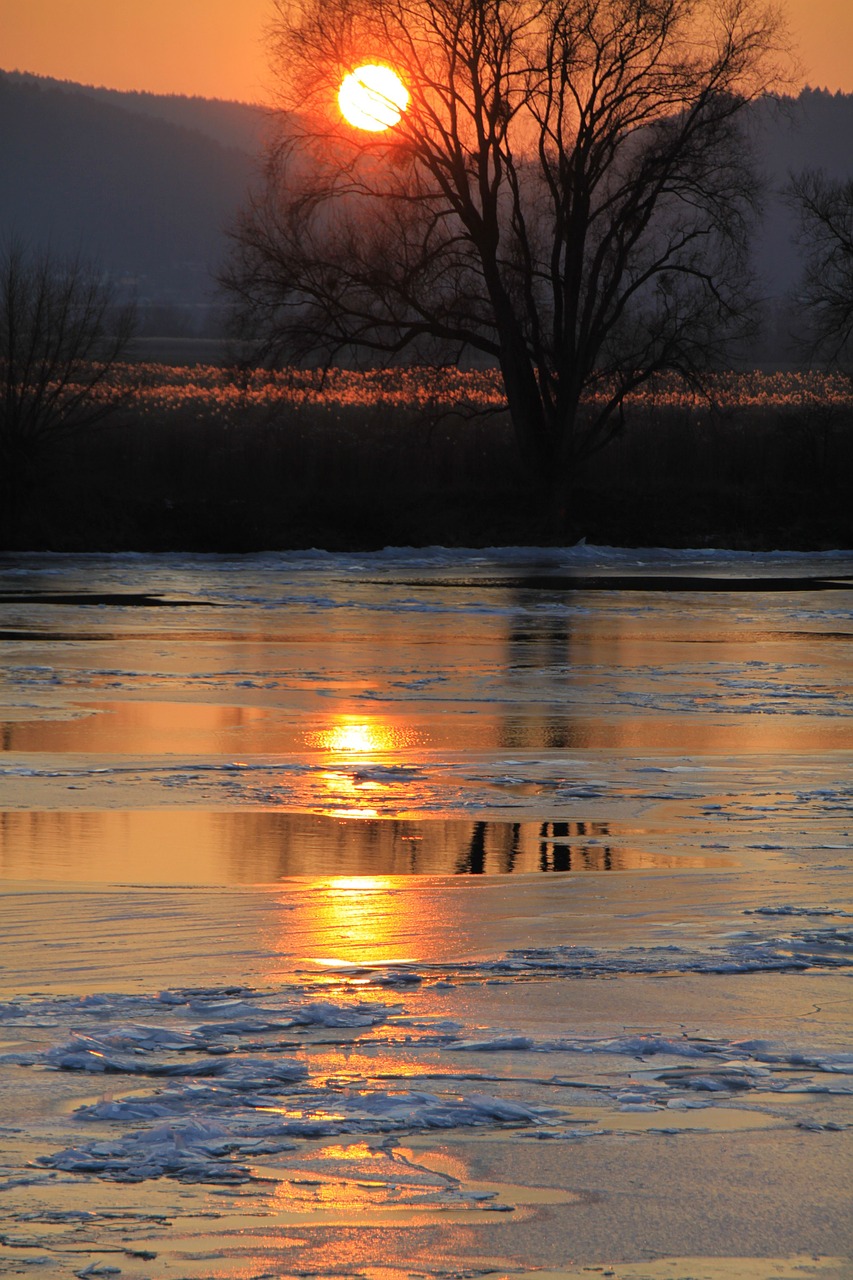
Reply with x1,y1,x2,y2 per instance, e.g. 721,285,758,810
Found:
0,975,846,1187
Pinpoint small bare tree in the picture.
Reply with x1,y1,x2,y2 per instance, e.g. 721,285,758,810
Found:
788,169,853,367
224,0,789,494
0,241,136,528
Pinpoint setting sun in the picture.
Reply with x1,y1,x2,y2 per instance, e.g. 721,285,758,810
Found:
338,64,409,132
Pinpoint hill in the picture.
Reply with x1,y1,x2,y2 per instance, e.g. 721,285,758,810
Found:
2,70,269,152
750,88,853,305
0,72,259,327
1,72,851,350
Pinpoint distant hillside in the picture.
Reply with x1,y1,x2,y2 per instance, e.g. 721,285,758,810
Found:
3,70,269,153
0,72,257,319
755,88,853,178
1,72,851,349
751,89,853,303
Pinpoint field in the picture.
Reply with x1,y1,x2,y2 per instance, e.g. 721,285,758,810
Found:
9,366,853,551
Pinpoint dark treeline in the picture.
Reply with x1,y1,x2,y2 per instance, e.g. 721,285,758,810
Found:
9,393,851,552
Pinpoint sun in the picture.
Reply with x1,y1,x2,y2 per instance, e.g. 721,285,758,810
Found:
338,64,409,132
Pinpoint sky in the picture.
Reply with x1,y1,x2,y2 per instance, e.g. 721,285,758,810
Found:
1,0,852,102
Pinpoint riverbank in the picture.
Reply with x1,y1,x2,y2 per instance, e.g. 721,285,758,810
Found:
3,367,851,552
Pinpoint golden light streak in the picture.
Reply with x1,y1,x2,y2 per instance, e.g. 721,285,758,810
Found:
304,876,418,969
316,722,389,754
303,715,425,818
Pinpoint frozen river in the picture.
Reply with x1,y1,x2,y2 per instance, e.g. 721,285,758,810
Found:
0,546,851,1279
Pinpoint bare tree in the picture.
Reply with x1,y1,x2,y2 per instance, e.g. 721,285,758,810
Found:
224,0,789,487
787,169,853,367
0,241,136,523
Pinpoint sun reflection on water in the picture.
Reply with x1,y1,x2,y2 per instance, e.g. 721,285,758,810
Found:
308,875,417,966
271,874,429,974
318,771,384,819
305,715,426,819
307,716,423,755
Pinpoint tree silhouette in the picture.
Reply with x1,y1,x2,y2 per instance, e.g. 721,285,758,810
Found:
0,241,135,531
788,169,853,367
224,0,788,489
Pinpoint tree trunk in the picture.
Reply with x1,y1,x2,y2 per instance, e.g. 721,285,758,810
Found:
497,339,554,479
500,349,581,537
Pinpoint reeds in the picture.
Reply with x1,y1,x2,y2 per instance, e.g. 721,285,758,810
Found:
85,363,853,414
13,366,853,550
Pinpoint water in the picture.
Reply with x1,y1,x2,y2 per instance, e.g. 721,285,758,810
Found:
0,546,851,1279
0,545,850,880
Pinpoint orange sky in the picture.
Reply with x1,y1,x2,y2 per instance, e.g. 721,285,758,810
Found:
1,0,851,102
